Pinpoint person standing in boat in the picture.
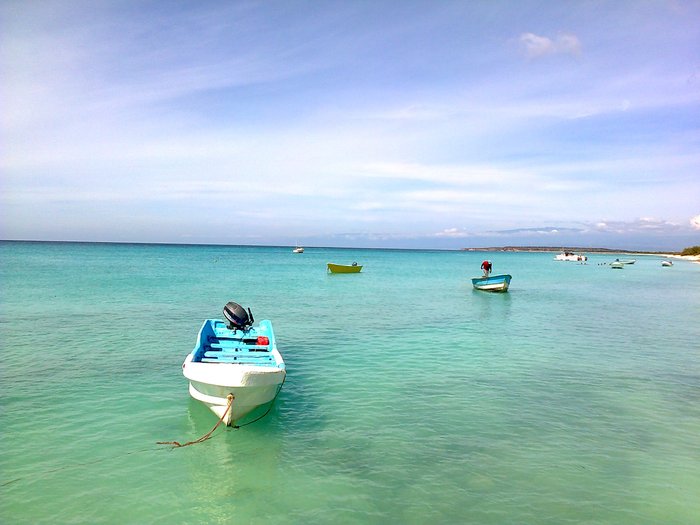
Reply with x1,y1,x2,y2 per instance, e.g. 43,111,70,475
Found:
481,260,492,277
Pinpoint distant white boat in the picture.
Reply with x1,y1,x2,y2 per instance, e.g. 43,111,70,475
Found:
554,251,587,262
611,261,624,269
661,260,673,267
610,258,635,266
292,246,304,253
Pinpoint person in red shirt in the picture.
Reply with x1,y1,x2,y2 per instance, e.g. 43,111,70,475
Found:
481,260,492,276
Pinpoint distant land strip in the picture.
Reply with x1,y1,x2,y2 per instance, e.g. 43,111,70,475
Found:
461,246,678,254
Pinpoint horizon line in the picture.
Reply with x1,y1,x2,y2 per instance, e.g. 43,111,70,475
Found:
0,238,685,254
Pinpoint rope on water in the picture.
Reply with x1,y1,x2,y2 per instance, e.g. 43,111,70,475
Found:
157,393,234,448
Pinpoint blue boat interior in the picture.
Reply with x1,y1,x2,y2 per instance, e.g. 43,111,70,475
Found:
191,319,282,367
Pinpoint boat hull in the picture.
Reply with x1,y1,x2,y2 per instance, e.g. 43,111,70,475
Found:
186,372,285,425
183,357,286,425
327,263,362,273
471,274,512,292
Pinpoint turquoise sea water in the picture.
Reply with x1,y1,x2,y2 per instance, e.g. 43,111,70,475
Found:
1,241,699,524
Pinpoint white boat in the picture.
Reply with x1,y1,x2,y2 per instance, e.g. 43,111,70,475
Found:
610,258,635,267
610,261,624,269
292,246,304,253
661,260,673,267
182,302,286,426
554,251,587,262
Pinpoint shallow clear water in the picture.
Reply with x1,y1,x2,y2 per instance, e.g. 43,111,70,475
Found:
1,242,699,524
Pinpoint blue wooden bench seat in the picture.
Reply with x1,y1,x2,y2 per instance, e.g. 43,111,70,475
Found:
207,343,270,351
209,342,241,350
201,353,276,364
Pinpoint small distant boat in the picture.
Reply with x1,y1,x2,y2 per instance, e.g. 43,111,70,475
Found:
554,251,587,262
661,260,673,267
182,302,286,426
327,262,362,273
471,274,512,292
610,261,624,269
292,246,304,253
610,258,634,267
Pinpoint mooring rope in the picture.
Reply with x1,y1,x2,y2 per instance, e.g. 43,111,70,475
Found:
157,393,234,448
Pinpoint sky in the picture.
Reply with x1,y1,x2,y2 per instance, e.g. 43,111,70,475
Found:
2,1,699,251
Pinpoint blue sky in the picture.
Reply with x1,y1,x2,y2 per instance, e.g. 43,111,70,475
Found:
2,1,699,251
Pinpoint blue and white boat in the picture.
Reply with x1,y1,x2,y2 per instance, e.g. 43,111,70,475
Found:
471,274,512,292
182,302,286,426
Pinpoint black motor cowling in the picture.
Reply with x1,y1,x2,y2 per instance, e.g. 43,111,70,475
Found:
223,301,254,331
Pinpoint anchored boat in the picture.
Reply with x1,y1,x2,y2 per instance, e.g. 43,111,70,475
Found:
610,258,633,268
327,262,362,273
554,251,587,262
182,302,286,426
472,274,512,292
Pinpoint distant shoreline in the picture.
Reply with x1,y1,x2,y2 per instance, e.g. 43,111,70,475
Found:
1,239,697,261
461,246,677,255
462,246,700,263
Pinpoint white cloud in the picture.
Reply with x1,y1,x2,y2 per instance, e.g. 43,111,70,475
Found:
519,32,581,59
369,104,449,121
358,162,537,186
434,226,576,239
435,228,470,238
556,33,582,55
593,217,683,234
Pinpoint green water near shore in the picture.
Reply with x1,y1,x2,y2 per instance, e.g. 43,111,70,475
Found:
1,241,699,524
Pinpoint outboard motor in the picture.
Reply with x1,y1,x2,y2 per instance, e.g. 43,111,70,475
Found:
223,301,254,331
